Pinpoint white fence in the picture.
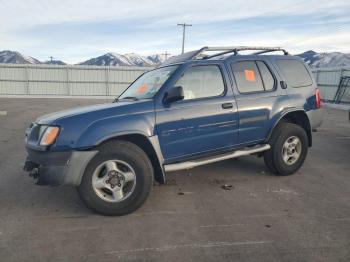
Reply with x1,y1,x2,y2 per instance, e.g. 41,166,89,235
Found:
312,68,350,103
0,64,349,103
0,64,151,97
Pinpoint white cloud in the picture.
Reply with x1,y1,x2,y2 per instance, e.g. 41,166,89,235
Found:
0,0,348,30
0,0,349,63
284,31,350,53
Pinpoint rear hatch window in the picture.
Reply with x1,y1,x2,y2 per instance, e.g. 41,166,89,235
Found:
276,59,313,87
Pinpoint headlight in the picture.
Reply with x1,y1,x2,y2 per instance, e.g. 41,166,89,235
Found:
39,126,60,146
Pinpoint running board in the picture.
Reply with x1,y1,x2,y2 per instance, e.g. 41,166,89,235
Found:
164,144,270,172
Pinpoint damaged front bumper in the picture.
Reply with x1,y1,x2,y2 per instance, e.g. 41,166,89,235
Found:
23,148,98,186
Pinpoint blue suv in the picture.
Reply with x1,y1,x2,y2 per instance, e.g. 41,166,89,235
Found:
24,46,323,215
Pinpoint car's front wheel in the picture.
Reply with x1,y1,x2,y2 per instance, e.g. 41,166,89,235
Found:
78,140,153,216
264,122,308,176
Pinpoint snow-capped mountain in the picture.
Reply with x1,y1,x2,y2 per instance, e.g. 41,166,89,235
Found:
80,51,350,68
2,49,349,68
79,53,165,66
296,50,350,68
0,50,41,64
0,50,164,66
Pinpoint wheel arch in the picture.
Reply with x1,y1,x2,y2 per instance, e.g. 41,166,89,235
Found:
267,110,312,147
96,133,166,184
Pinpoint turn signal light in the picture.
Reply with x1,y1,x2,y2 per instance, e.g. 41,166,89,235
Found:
40,126,60,146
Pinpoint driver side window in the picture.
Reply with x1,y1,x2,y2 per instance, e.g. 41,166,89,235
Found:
175,65,225,100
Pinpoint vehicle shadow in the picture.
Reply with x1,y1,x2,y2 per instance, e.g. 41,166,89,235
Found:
9,155,272,217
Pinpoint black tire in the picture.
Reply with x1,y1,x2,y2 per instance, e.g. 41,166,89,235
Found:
263,153,278,174
78,140,153,216
263,122,308,176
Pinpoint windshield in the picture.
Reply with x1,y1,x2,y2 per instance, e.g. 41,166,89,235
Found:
118,65,178,100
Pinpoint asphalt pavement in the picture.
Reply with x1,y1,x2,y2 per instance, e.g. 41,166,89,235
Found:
0,98,349,262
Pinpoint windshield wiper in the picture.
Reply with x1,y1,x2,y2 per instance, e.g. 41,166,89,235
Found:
115,96,139,102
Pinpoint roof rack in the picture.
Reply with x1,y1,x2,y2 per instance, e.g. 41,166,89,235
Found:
161,46,289,66
197,46,289,59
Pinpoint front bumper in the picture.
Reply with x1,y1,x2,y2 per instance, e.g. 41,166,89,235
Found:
24,148,98,186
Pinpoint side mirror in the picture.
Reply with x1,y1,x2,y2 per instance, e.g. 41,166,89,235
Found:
163,86,184,104
280,81,288,89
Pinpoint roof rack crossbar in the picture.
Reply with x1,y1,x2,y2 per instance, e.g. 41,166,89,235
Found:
203,49,238,59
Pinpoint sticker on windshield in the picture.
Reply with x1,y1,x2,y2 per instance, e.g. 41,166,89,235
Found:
244,69,255,82
137,84,148,94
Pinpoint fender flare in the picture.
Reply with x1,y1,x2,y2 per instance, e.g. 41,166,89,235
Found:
265,109,312,146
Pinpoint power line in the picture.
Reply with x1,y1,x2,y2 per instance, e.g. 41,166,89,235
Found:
177,23,192,54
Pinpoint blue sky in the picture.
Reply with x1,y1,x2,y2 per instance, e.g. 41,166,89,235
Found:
0,0,349,64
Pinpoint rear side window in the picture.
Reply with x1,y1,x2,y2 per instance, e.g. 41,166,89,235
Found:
256,61,275,91
276,59,313,87
175,65,225,100
231,61,264,93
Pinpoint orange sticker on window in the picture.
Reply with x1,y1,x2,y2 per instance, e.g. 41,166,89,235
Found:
137,84,148,94
244,69,256,82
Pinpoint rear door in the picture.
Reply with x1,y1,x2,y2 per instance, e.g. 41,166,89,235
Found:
229,59,288,145
155,63,239,163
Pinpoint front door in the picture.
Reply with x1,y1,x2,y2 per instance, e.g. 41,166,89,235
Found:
155,64,238,163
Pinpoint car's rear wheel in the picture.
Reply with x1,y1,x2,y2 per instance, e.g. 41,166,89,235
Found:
264,122,308,176
78,140,153,216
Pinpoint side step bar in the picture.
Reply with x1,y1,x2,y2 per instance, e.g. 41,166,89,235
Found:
164,144,270,172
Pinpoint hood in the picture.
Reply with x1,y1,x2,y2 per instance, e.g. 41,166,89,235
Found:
31,99,155,151
35,100,143,125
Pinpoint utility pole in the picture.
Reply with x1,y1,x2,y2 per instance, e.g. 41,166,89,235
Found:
162,51,171,60
177,23,192,54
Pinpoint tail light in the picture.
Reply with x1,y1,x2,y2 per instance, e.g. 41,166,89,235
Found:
315,88,321,109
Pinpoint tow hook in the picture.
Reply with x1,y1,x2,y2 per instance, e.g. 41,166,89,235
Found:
29,168,39,180
23,160,38,172
24,160,40,184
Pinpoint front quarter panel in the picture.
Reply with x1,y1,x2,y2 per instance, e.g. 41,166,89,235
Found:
75,112,155,149
51,100,156,151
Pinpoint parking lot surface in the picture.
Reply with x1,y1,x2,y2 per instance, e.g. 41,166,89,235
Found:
0,98,349,262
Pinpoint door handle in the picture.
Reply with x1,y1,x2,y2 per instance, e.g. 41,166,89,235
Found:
222,103,233,109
